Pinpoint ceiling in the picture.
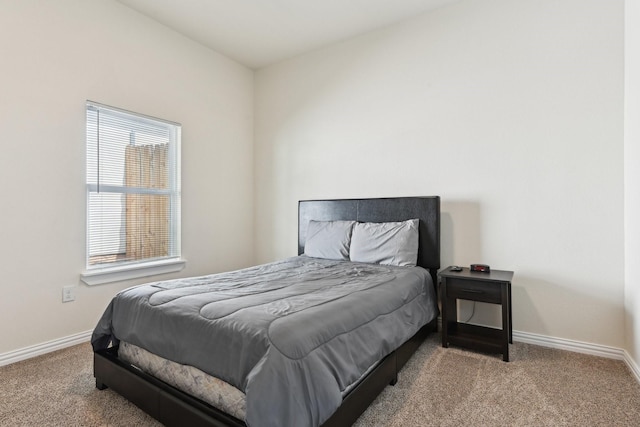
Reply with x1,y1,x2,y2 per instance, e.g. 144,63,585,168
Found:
116,0,459,69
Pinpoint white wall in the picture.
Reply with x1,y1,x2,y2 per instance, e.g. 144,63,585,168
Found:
0,0,254,354
0,0,629,362
255,0,625,347
625,0,640,367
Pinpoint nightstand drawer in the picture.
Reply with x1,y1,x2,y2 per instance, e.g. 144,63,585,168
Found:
446,279,502,303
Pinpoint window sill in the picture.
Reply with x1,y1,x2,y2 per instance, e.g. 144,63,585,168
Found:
81,258,186,286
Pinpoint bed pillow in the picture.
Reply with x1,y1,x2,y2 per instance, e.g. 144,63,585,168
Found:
349,219,419,266
304,220,356,261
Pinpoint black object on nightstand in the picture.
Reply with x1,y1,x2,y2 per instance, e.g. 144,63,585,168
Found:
439,266,514,361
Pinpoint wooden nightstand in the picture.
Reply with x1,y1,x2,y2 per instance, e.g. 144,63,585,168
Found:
439,266,514,361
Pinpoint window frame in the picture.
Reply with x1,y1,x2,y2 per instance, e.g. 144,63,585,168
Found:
81,101,184,285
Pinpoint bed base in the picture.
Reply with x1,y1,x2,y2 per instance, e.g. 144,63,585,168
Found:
94,319,436,427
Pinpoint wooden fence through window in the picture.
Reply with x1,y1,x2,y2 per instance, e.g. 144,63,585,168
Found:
125,144,169,261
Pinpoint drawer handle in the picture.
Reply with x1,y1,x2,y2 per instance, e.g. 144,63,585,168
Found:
461,288,484,294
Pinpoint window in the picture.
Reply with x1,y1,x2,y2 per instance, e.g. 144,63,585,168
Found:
82,101,182,285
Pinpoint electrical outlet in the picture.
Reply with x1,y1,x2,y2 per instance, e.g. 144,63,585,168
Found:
62,286,76,303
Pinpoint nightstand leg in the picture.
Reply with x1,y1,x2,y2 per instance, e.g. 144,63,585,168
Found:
441,278,449,348
502,284,509,362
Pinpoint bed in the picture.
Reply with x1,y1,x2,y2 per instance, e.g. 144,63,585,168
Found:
92,196,440,427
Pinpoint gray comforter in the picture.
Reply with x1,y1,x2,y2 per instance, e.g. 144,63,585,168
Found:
92,256,437,427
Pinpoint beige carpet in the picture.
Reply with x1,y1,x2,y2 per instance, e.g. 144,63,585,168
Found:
1,335,639,426
354,336,640,426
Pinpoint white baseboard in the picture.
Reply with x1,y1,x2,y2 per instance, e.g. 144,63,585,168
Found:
0,330,92,367
438,316,627,360
512,330,626,360
624,350,640,384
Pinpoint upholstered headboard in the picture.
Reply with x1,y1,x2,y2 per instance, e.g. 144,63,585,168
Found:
298,197,440,282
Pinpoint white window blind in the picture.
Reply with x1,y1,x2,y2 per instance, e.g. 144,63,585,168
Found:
86,101,181,270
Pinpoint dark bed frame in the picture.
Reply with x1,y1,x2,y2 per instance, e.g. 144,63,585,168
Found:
94,196,440,427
